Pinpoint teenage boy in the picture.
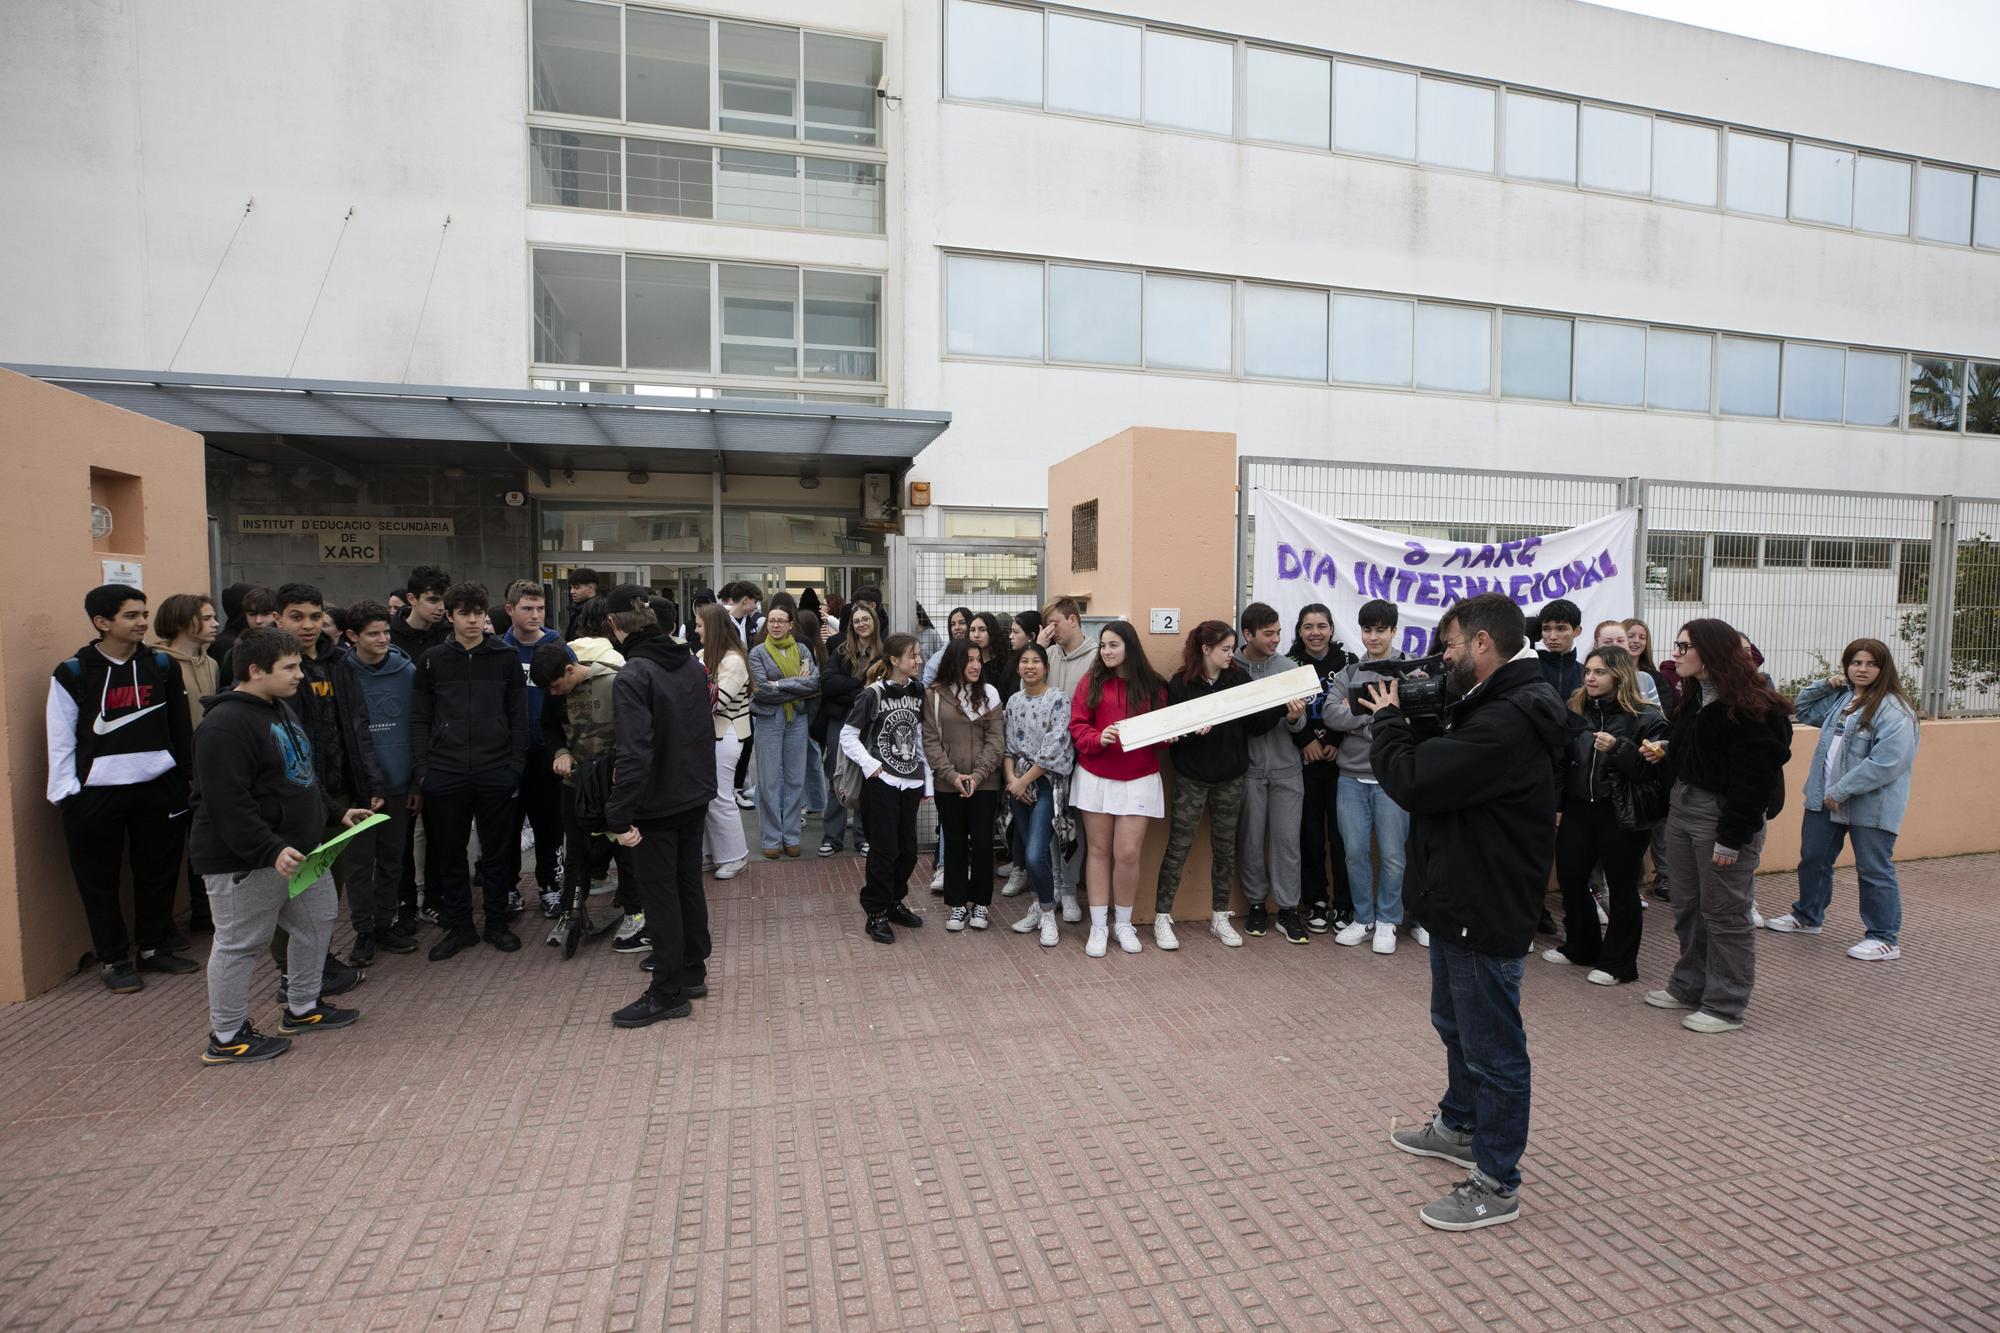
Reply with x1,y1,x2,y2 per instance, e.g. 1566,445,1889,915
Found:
501,579,574,917
1035,596,1098,923
192,627,370,1064
532,643,643,949
412,582,528,960
338,601,420,964
1323,600,1419,954
47,583,198,992
1236,602,1311,944
564,568,600,641
1536,599,1584,699
389,565,450,926
215,586,278,682
602,586,717,1028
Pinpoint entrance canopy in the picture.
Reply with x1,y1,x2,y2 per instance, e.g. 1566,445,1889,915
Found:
6,365,950,481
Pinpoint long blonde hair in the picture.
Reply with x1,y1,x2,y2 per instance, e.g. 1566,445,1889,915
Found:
1569,645,1647,716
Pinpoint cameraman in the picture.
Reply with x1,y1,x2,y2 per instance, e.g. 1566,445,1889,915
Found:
1359,592,1569,1232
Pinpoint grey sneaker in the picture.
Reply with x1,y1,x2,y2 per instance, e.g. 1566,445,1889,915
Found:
1390,1116,1476,1169
1419,1172,1520,1232
1644,989,1695,1010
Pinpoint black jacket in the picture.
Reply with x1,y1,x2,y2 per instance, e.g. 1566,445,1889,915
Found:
816,646,867,746
1165,667,1257,785
389,608,450,663
411,635,527,789
1557,697,1668,809
1537,647,1583,700
189,691,328,875
295,635,385,802
1288,644,1358,758
1661,685,1793,851
1370,655,1571,958
607,628,716,831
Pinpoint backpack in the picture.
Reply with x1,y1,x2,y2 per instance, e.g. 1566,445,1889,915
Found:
572,755,615,833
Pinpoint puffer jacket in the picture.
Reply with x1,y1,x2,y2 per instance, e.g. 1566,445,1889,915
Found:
1556,696,1668,810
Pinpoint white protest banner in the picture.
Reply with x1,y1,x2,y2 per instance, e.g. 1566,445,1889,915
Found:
1251,491,1640,658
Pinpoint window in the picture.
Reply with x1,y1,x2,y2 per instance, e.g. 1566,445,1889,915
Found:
626,8,709,129
803,271,880,379
1414,303,1490,393
1714,534,1758,568
1646,328,1711,412
1245,47,1329,149
625,256,709,372
718,22,799,138
1856,540,1893,570
1652,119,1717,206
1725,131,1788,217
1579,105,1650,195
1978,175,2000,249
803,158,883,232
1843,350,1903,427
1049,265,1141,366
1781,342,1844,422
533,249,621,366
1853,156,1912,236
1810,539,1855,569
945,0,1041,106
626,139,713,217
1331,295,1413,386
1144,274,1232,373
1970,362,2000,435
1897,540,1931,604
532,0,620,120
530,128,619,210
1334,62,1415,159
1145,30,1232,134
715,149,799,225
1047,13,1140,119
1909,356,1964,431
1417,78,1494,173
1503,93,1576,185
1500,313,1571,400
1242,285,1329,381
1917,165,1974,245
1762,538,1806,567
1718,336,1779,416
1574,320,1645,406
1647,533,1704,602
1790,142,1854,227
804,32,880,145
1071,500,1098,572
945,256,1043,359
719,265,798,375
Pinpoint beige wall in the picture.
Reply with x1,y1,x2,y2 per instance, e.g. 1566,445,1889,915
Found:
0,371,207,1002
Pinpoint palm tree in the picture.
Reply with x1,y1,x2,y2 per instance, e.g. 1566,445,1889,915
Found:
1966,361,2000,436
1908,357,1964,431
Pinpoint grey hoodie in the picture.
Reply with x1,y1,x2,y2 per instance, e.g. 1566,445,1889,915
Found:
1322,652,1408,780
1234,648,1306,776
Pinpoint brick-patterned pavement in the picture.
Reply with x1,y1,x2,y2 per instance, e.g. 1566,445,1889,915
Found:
1,850,1996,1331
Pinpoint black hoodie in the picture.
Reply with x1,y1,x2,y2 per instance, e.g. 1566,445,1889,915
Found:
411,634,528,789
607,627,717,831
389,607,451,663
189,690,328,875
1369,653,1571,958
1164,666,1259,785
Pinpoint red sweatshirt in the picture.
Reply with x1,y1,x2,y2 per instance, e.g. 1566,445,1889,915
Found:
1068,675,1166,781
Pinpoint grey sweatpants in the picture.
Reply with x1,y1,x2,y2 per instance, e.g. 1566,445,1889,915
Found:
1660,783,1762,1022
205,867,337,1039
1238,765,1304,911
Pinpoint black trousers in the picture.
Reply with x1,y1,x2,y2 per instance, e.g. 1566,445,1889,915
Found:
631,806,710,1003
734,727,754,789
423,780,516,932
60,775,185,963
506,749,563,892
561,784,638,914
936,788,997,908
1555,800,1651,979
1300,762,1352,917
858,777,921,917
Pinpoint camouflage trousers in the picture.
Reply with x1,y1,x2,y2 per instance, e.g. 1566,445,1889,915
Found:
1156,772,1245,914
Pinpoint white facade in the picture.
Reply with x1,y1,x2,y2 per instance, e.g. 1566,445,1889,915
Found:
5,0,1999,518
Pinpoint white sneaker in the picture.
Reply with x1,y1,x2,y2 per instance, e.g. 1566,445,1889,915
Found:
945,906,969,932
1847,939,1901,961
1541,948,1575,965
1411,925,1431,948
714,856,749,880
969,906,990,931
1209,911,1243,947
1000,869,1027,898
1011,902,1043,933
1085,925,1108,958
1334,922,1370,947
1765,913,1821,934
1153,915,1179,951
930,866,945,892
1749,907,1765,929
1039,914,1060,947
1115,924,1142,954
1586,969,1619,986
614,912,646,944
1372,922,1397,955
1060,896,1083,924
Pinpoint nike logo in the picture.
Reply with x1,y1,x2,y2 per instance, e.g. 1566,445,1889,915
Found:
94,703,165,735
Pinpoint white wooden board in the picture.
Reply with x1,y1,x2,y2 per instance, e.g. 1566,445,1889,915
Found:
1114,663,1323,750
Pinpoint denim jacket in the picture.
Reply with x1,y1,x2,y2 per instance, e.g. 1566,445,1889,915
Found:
1794,680,1918,833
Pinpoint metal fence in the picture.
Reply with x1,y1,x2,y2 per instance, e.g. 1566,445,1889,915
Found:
1238,456,2000,717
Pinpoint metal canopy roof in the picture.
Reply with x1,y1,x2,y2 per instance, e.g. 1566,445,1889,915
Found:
6,365,950,479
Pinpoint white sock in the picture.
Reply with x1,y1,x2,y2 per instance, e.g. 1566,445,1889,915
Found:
1090,905,1108,928
1114,906,1133,927
214,1025,240,1044
289,1001,316,1016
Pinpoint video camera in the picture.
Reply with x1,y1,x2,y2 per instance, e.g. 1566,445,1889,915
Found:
1348,653,1458,720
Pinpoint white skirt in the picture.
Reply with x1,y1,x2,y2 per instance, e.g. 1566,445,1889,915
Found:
1071,767,1165,818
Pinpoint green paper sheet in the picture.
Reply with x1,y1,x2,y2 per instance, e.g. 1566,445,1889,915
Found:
288,813,388,897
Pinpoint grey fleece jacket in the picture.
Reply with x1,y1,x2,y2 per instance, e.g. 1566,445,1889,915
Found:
1321,652,1409,779
1234,647,1306,776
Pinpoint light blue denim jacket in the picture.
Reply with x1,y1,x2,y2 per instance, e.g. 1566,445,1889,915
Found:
1794,680,1918,833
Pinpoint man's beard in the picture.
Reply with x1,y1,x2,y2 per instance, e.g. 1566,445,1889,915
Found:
1447,656,1478,698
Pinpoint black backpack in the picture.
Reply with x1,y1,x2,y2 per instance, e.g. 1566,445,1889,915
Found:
572,756,615,833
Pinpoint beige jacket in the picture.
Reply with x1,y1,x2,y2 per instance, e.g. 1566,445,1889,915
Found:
162,644,220,729
921,683,1004,791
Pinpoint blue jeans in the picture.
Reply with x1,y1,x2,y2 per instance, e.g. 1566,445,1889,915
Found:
804,738,828,814
819,740,850,848
1429,937,1531,1194
1336,777,1408,926
751,711,809,850
1014,780,1056,906
1793,808,1901,944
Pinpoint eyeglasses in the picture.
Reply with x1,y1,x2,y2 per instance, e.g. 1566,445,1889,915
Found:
1672,641,1694,655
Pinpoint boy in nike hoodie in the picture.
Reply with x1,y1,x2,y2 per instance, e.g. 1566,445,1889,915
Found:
190,628,371,1065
